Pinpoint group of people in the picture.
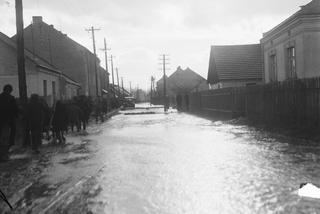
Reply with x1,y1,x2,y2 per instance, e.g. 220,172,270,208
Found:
0,84,111,162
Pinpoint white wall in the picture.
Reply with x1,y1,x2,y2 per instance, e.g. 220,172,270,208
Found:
262,16,320,83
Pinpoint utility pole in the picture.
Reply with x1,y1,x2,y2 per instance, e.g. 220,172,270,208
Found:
129,81,132,96
121,77,124,97
100,38,111,89
116,68,120,97
15,0,28,105
101,38,111,111
110,55,115,98
85,26,100,97
150,76,154,102
159,54,170,112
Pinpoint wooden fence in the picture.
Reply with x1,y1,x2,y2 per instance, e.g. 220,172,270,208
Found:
182,77,320,129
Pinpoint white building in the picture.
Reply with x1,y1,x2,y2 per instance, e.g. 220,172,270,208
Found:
0,32,80,106
261,0,320,82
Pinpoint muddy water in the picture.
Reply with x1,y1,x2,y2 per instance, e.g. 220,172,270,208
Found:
76,106,320,214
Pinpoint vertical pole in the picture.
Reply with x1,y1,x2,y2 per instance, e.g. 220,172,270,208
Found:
116,68,120,97
121,77,124,97
130,81,132,95
110,55,115,97
150,76,153,102
102,38,110,91
91,27,99,97
103,38,110,111
163,55,167,112
15,0,28,105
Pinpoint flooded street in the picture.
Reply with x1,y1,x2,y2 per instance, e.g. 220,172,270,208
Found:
3,104,320,213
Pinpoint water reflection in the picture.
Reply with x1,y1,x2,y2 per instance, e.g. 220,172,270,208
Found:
83,109,320,213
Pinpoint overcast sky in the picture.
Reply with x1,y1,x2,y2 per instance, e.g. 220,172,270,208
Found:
0,0,311,90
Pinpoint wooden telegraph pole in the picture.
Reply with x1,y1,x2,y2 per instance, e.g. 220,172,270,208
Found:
15,0,28,105
116,68,120,97
86,26,100,97
101,38,111,90
110,55,115,98
121,77,125,98
159,54,169,112
101,38,111,111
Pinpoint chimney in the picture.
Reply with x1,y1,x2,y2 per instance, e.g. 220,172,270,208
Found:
50,24,54,28
32,16,43,24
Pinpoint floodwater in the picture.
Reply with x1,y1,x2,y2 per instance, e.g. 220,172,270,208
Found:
3,104,320,213
60,104,320,213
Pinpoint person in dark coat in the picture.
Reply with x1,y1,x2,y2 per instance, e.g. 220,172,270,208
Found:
66,104,84,132
0,84,18,161
26,94,46,153
52,101,67,144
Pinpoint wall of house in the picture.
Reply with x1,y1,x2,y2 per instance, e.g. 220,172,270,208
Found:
0,72,60,106
0,39,36,76
22,18,102,97
210,80,261,89
65,84,79,100
262,17,320,83
303,31,320,78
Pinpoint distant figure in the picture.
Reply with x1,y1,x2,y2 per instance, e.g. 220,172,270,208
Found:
176,95,182,111
26,94,46,153
40,98,52,140
0,84,18,161
73,96,93,130
66,104,84,132
52,101,67,144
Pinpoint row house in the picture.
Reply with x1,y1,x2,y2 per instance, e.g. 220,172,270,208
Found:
207,0,320,88
261,0,320,82
13,16,109,97
156,66,209,96
0,32,80,106
207,44,263,89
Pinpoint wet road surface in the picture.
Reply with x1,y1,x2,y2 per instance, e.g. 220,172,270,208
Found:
2,104,320,213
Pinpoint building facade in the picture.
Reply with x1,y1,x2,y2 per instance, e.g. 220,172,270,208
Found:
0,32,80,106
261,0,320,83
207,44,263,89
13,16,108,97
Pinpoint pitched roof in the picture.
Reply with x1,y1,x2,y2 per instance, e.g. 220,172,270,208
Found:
168,66,208,93
0,31,60,72
207,44,263,84
0,31,80,85
263,0,320,38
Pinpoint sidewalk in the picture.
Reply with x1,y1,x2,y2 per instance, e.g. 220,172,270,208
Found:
0,108,120,212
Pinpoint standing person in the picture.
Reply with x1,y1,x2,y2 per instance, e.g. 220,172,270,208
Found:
0,84,18,161
52,101,67,144
26,94,45,154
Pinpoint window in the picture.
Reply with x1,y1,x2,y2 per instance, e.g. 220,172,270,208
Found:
43,80,47,97
52,81,56,100
287,46,297,79
269,54,277,82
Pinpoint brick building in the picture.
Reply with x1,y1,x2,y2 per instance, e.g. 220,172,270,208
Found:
0,32,80,106
12,16,108,97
